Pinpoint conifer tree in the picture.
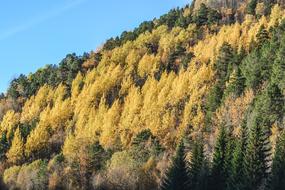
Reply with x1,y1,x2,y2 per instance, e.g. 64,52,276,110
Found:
0,133,8,160
246,0,258,15
269,131,285,190
160,140,189,190
271,36,285,91
195,3,208,26
227,124,247,190
211,125,229,190
6,128,25,165
206,43,235,125
225,67,246,97
256,25,270,48
189,139,209,190
244,116,271,190
215,43,235,83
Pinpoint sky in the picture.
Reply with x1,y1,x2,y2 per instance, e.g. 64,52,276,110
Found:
0,0,190,93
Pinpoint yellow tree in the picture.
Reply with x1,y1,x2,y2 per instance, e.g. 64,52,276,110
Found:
6,128,25,165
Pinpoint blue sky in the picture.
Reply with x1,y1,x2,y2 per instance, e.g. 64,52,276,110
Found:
0,0,190,93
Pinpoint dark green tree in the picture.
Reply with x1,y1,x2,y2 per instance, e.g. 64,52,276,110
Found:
211,125,229,190
256,25,270,48
0,133,9,160
189,139,209,190
206,43,235,126
271,36,285,91
246,0,258,15
269,131,285,190
244,114,271,190
226,124,247,190
224,67,246,97
160,140,189,190
207,9,222,25
195,3,209,26
215,43,235,82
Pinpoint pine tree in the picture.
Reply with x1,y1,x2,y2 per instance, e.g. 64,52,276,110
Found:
189,139,209,190
160,140,189,190
244,116,271,190
269,131,285,190
211,125,229,190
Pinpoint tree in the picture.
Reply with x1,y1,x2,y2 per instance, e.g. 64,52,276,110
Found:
211,125,229,190
247,0,258,15
256,25,269,48
207,9,222,25
244,115,271,190
227,124,247,190
160,140,189,190
271,35,285,91
195,3,209,26
215,43,235,82
206,43,235,125
0,133,9,160
189,139,209,190
6,128,25,165
224,67,246,97
269,131,285,190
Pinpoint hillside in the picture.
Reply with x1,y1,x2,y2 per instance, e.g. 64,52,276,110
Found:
1,0,285,190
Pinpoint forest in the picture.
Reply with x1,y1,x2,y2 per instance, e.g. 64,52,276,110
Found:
0,0,285,189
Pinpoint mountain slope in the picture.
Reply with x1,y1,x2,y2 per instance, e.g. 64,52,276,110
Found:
0,1,285,190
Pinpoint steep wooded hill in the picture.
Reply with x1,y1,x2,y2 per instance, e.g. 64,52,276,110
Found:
1,0,285,190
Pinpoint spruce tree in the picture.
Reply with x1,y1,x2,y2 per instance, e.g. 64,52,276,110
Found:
206,43,235,126
0,133,8,160
256,25,270,48
224,67,246,97
195,3,208,26
269,131,285,190
160,140,189,190
211,125,229,190
271,36,285,91
227,124,247,190
215,42,235,83
246,0,258,15
244,116,271,190
189,139,209,190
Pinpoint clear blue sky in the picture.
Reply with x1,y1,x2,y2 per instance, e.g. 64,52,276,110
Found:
0,0,190,93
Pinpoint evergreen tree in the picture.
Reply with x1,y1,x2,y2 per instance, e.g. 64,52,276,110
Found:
189,139,209,190
227,124,247,190
224,67,246,97
246,0,258,15
207,9,222,25
211,125,229,190
256,25,270,48
206,43,235,126
244,115,271,190
0,133,9,160
269,131,285,190
271,36,285,91
160,140,189,190
195,3,209,26
215,43,235,82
